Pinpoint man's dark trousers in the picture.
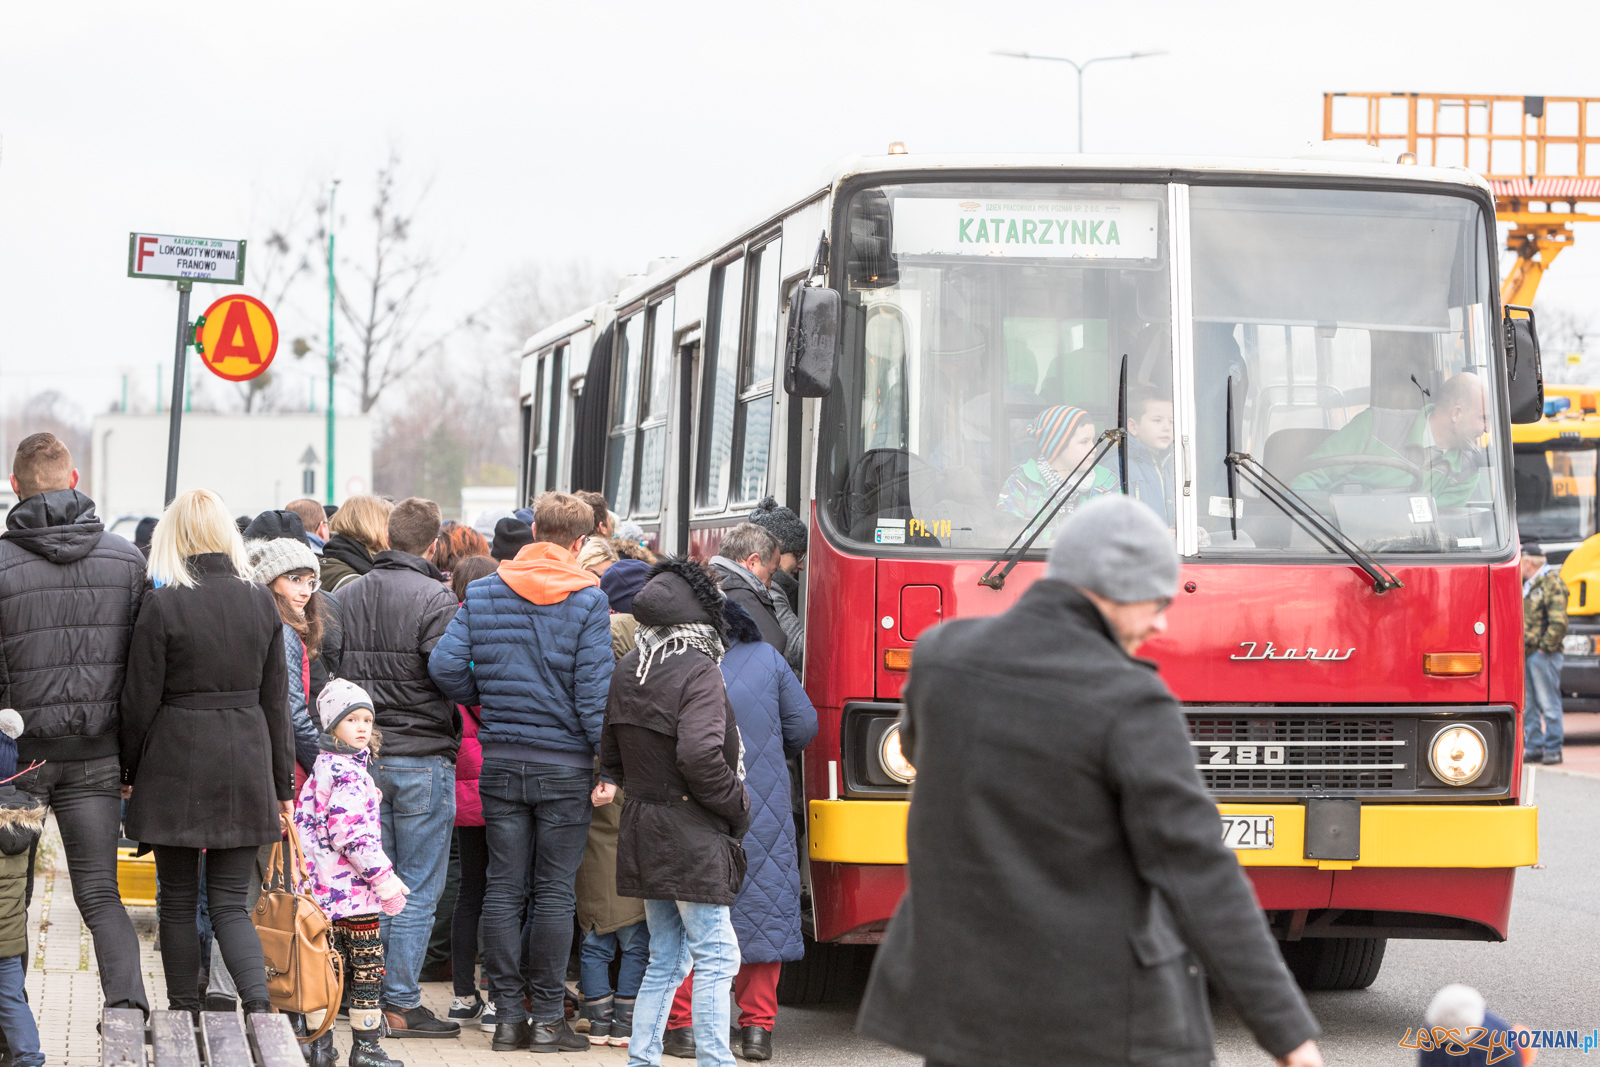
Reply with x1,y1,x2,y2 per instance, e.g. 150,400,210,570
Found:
479,759,592,1023
18,756,148,1011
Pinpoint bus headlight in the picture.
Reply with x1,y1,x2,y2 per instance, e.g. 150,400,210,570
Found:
879,723,916,784
1429,725,1487,786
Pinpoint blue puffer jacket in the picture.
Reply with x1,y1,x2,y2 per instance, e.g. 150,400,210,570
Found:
720,602,818,963
428,571,614,768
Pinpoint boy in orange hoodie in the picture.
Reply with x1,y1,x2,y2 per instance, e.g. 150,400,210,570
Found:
428,492,615,1055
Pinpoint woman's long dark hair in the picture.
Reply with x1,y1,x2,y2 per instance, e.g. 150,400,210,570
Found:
270,570,326,657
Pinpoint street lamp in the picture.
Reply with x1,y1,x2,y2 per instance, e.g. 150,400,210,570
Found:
992,49,1168,153
326,178,339,507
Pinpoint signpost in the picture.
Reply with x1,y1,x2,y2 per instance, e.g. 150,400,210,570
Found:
128,233,247,506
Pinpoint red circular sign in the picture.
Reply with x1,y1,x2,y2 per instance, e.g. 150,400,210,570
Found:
196,294,279,382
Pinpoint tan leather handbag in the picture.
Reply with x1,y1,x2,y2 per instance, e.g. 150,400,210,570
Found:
253,828,343,1042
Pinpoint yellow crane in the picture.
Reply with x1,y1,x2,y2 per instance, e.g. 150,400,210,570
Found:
1323,92,1600,305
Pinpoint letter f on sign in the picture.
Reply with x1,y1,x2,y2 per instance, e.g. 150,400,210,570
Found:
137,236,157,273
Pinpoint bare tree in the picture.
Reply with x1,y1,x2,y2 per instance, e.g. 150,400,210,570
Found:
1536,303,1596,386
226,189,327,413
332,154,481,414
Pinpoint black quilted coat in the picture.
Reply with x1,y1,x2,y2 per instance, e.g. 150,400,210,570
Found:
0,490,147,763
601,559,750,906
323,550,460,760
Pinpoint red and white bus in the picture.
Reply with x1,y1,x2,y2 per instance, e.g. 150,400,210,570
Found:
518,151,1543,995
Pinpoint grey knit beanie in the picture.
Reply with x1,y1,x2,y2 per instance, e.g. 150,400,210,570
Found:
749,496,807,556
1045,495,1179,603
249,537,321,586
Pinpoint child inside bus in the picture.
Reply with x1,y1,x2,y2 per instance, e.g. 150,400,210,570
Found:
996,405,1117,533
1125,388,1177,527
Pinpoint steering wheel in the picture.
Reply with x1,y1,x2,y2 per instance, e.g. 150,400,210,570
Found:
1298,454,1430,492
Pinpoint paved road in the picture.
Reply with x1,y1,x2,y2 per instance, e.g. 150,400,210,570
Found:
774,766,1600,1067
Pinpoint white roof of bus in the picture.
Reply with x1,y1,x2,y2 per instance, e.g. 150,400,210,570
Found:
521,150,1492,356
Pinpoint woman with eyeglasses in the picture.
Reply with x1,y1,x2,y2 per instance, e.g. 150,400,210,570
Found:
248,537,330,790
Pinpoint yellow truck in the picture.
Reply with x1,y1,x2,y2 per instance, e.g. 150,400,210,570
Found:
1513,383,1600,710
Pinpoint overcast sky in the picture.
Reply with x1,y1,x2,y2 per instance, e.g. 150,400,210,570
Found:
5,0,1600,417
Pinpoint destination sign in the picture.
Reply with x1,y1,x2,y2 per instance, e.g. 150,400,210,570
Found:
891,198,1159,260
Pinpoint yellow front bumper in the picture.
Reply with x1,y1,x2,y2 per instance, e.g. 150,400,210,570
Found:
808,799,1539,869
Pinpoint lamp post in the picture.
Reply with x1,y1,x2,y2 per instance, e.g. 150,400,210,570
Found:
325,179,339,506
992,49,1167,153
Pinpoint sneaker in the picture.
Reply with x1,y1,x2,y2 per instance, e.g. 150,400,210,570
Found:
380,1003,461,1039
1543,752,1564,765
1524,750,1545,763
479,1000,505,1034
447,995,483,1022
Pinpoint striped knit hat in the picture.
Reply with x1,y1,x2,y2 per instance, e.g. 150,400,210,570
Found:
1031,405,1093,461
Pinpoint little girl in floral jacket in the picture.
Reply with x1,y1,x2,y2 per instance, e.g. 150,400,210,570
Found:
293,679,407,1067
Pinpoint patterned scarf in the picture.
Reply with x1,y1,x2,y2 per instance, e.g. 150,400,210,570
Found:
634,621,724,684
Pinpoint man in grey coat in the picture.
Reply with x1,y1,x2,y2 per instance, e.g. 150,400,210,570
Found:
858,496,1321,1067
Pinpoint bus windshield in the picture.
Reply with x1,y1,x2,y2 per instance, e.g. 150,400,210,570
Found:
820,179,1510,558
821,181,1173,551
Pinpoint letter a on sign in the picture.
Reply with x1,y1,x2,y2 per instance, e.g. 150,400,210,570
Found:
196,294,279,382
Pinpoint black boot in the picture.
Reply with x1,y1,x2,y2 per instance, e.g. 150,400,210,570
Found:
348,1033,404,1067
307,1033,337,1067
741,1025,773,1061
529,1017,587,1054
491,1018,531,1052
243,1000,274,1016
662,1026,697,1059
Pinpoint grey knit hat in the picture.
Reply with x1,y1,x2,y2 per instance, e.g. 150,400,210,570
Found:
1045,496,1179,603
317,678,374,734
749,496,807,556
248,537,321,586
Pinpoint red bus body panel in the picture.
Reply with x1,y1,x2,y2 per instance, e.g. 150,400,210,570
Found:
803,506,1524,943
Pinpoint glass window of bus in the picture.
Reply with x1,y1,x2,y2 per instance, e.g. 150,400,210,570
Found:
545,345,565,492
634,296,675,518
528,354,547,497
734,240,782,503
606,315,644,518
1189,185,1506,556
820,182,1171,551
1515,442,1599,548
699,256,746,510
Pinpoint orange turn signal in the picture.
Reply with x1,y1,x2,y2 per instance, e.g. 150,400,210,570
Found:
1423,652,1483,676
884,649,913,671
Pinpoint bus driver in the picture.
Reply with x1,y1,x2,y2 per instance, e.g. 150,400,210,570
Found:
1291,371,1488,506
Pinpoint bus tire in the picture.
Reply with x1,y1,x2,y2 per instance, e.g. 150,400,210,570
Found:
776,937,876,1005
1279,937,1387,991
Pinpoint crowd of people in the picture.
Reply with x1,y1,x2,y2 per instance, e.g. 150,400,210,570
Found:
0,430,816,1067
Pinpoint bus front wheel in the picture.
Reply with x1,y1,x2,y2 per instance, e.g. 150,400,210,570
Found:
1279,937,1387,991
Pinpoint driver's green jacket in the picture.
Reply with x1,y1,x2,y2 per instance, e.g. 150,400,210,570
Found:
1289,405,1480,506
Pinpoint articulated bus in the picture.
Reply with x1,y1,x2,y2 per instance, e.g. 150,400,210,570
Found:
1513,384,1600,710
517,152,1543,995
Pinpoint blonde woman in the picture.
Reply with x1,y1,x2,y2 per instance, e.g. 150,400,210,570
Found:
321,495,392,592
118,489,294,1019
576,535,618,577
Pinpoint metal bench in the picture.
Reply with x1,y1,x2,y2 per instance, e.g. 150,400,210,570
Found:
102,1008,303,1067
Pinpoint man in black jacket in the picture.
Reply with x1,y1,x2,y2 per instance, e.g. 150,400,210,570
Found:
710,523,800,668
0,433,148,1013
325,496,461,1038
858,495,1321,1067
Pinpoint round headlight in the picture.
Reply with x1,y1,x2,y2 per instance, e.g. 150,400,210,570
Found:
1429,725,1487,786
879,723,917,784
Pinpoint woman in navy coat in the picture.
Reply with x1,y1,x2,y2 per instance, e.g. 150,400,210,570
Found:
665,600,817,1061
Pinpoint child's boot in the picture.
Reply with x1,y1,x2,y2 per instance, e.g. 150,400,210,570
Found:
348,1032,403,1067
577,993,613,1045
609,996,635,1047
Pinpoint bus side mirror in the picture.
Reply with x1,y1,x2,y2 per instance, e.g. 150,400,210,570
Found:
1504,305,1545,424
785,285,840,398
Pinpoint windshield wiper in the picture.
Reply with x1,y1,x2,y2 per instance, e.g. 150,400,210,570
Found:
1221,376,1402,594
979,356,1129,590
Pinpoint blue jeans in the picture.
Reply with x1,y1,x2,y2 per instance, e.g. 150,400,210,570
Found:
581,920,651,1000
628,899,738,1067
479,759,593,1022
1525,651,1565,758
0,955,42,1067
374,754,457,1009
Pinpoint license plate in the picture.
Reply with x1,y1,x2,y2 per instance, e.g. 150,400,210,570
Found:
1221,815,1275,850
1563,634,1593,656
